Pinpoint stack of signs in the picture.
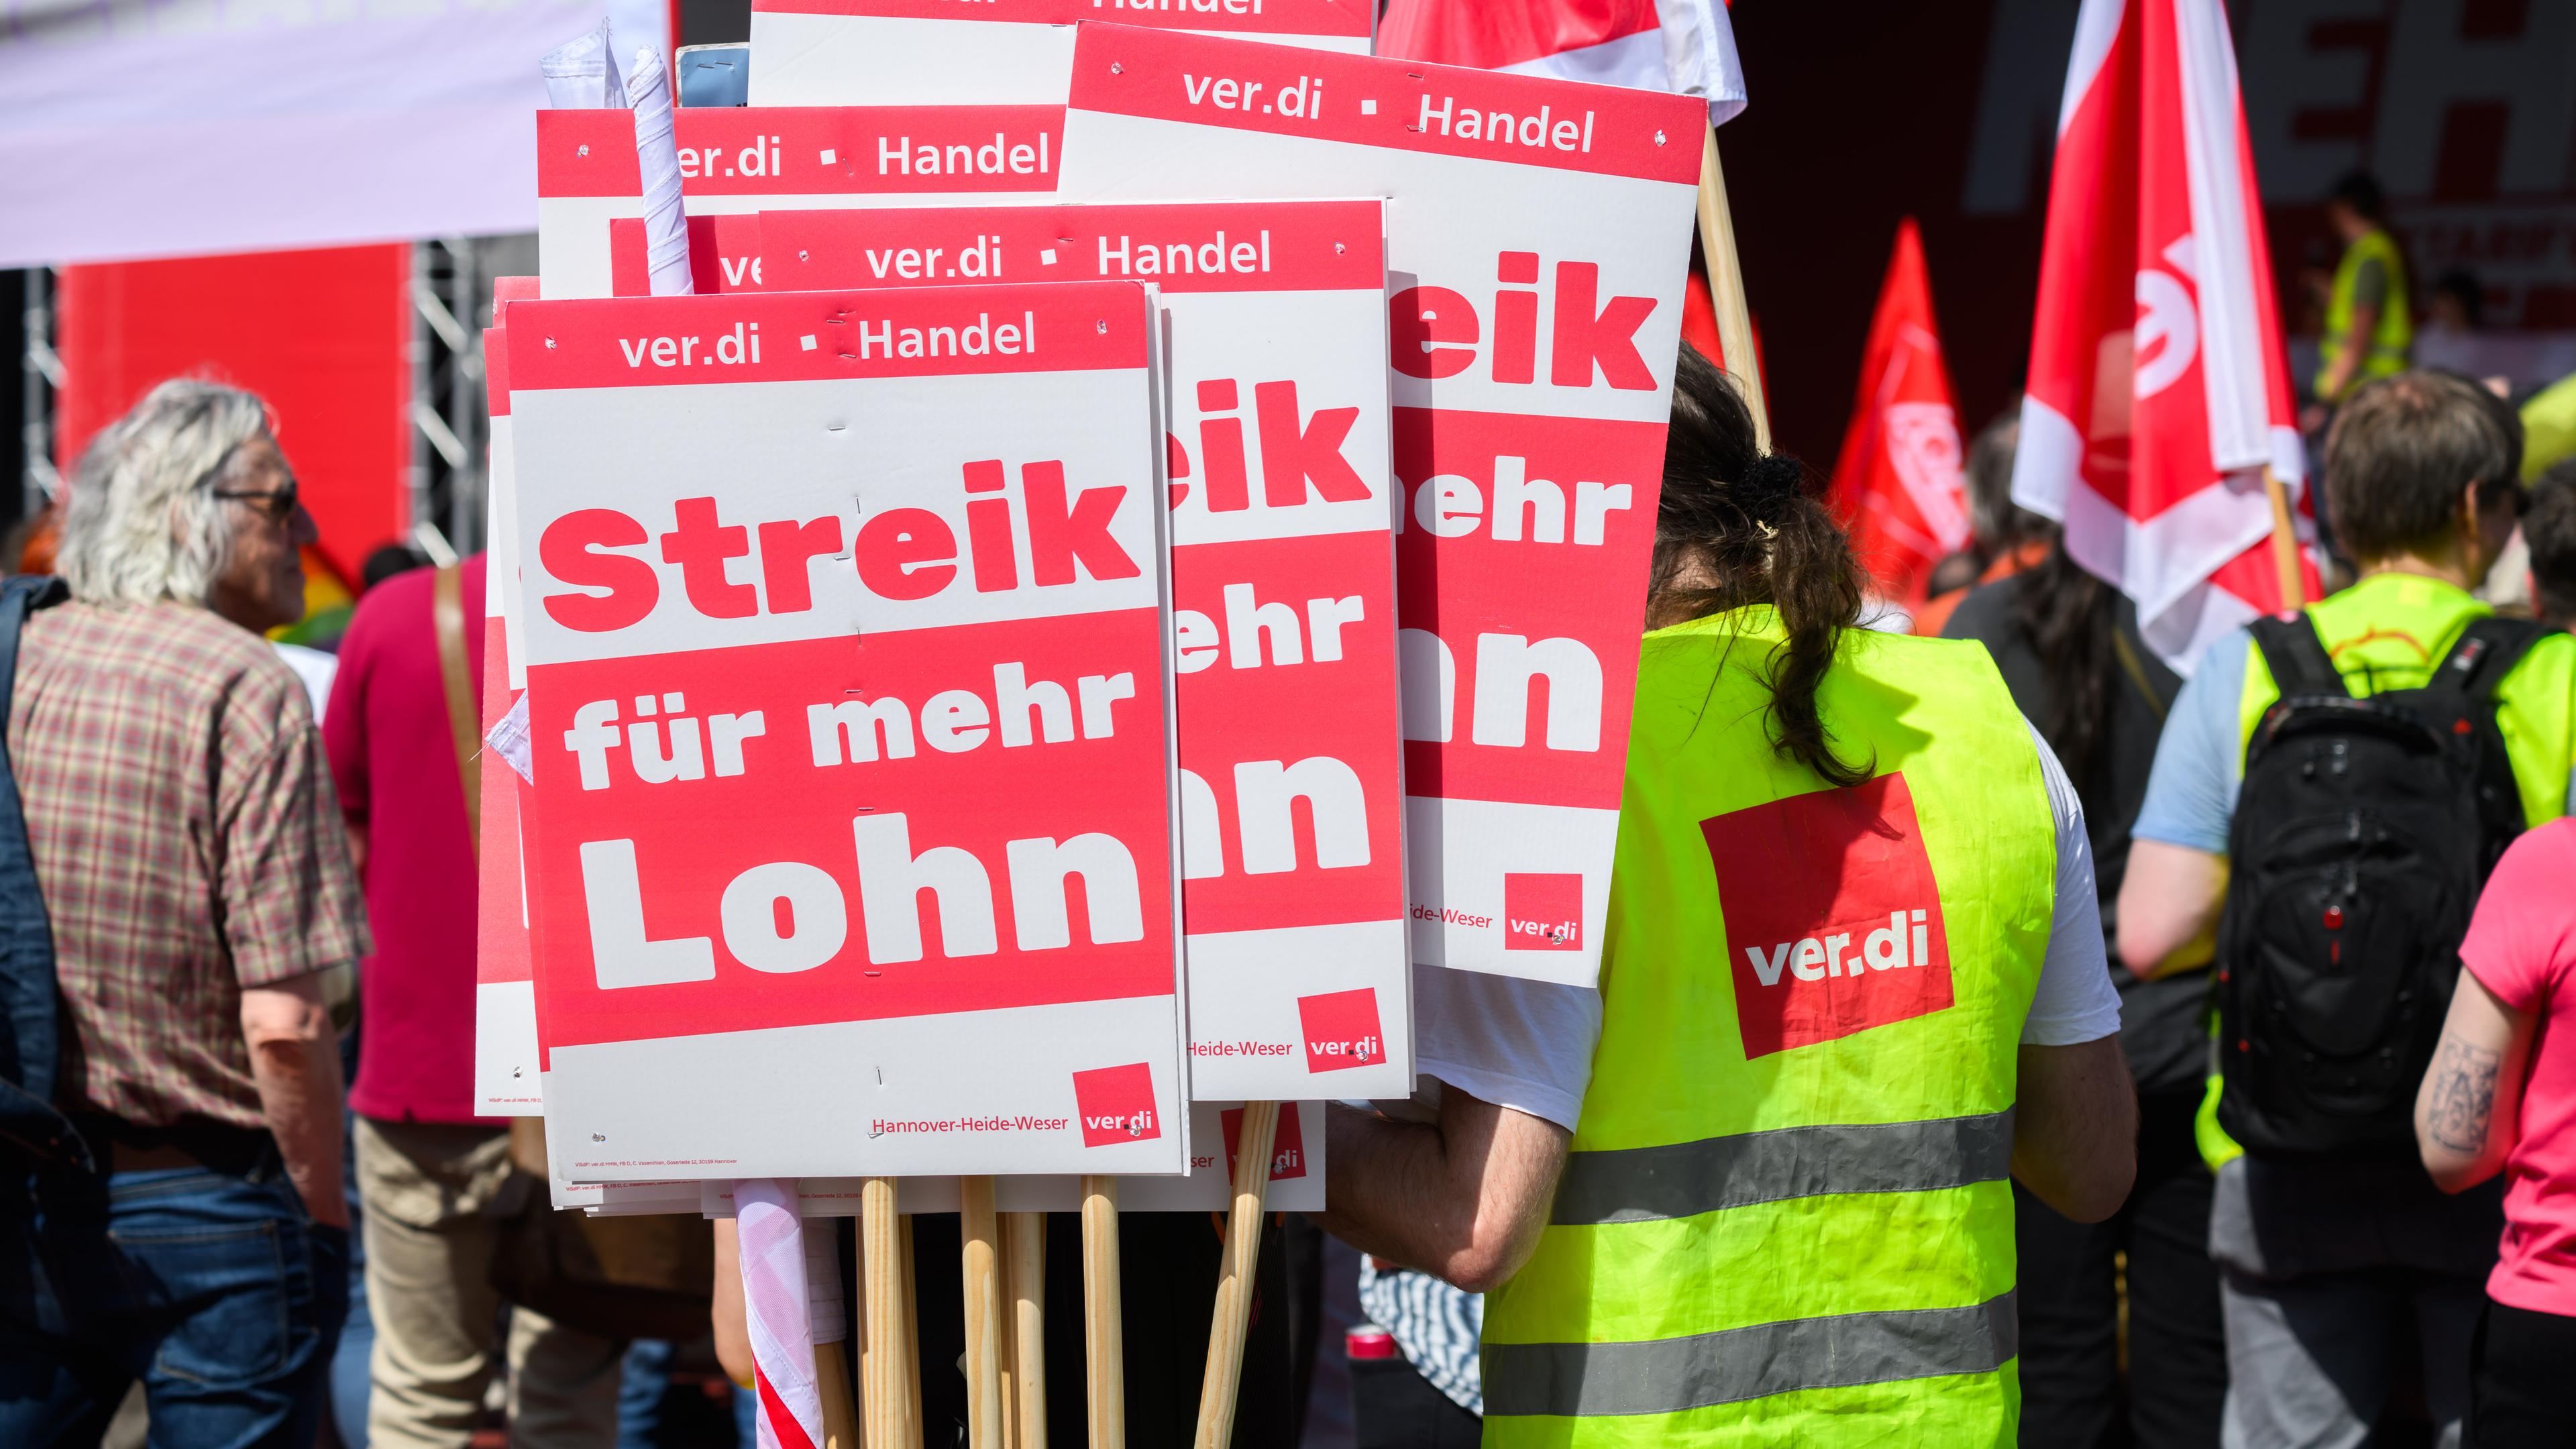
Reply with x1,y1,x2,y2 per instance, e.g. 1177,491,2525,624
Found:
486,13,1718,1216
536,106,1065,298
1059,25,1706,984
504,282,1188,1181
762,199,1409,1102
749,0,1374,106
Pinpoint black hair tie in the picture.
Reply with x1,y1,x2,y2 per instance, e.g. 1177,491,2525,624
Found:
1738,453,1807,521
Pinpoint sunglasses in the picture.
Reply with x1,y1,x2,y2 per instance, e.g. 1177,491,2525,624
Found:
211,477,301,523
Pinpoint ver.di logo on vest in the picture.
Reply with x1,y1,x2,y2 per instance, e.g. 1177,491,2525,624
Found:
1703,773,1954,1058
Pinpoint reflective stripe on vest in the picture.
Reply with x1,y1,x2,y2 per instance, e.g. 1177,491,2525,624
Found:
1550,1109,2015,1225
1484,1291,2020,1419
2318,228,2412,394
1483,611,2051,1447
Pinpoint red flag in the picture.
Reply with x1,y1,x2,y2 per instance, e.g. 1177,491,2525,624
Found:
1828,219,1970,606
2010,0,2316,672
1377,0,1748,126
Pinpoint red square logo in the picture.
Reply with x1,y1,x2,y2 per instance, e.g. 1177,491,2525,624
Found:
1071,1063,1163,1147
1703,773,1953,1058
1296,988,1387,1073
1220,1102,1309,1182
1503,873,1584,951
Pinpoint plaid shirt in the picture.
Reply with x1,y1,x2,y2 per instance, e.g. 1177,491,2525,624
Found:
9,600,369,1129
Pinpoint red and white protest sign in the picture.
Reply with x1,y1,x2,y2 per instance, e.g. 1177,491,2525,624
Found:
1060,25,1702,985
761,199,1408,1098
504,282,1188,1180
749,0,1373,107
474,313,543,1116
537,107,1065,299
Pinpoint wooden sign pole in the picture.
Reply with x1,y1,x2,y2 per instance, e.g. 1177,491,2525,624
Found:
1081,1175,1125,1449
817,1336,862,1449
2263,469,2309,606
1008,1211,1049,1449
962,1177,1007,1449
1191,1101,1280,1449
900,1215,921,1449
998,1218,1021,1449
1696,124,1770,451
862,1178,921,1449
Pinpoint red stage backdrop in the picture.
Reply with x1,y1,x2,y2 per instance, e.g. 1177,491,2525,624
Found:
54,244,412,588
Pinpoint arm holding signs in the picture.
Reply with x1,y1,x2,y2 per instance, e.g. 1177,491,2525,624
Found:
1318,1090,1568,1295
712,1218,754,1389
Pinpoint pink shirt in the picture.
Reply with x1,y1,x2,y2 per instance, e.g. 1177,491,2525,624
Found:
323,555,495,1127
2461,818,2576,1316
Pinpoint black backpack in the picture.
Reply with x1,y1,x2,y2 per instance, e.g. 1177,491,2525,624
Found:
2214,610,2548,1160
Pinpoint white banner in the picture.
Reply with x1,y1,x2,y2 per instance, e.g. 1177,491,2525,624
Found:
0,0,605,267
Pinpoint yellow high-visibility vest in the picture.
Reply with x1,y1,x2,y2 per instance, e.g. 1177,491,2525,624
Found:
2317,228,2412,398
1483,608,2054,1446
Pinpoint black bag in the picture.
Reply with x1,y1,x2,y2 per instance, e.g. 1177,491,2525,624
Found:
2214,612,2548,1159
0,576,89,1173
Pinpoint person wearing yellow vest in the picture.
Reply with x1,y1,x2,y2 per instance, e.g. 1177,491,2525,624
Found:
2120,370,2571,1449
2314,172,2413,407
1319,345,2137,1446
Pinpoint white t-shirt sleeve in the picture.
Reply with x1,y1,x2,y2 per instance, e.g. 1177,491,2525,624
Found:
1407,963,1602,1134
2019,718,2124,1046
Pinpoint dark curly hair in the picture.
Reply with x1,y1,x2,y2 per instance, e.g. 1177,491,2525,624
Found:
1649,343,1872,788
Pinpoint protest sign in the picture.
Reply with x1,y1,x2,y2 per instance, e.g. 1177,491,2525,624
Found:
1059,24,1703,985
748,0,1372,107
696,1099,1324,1216
506,282,1187,1181
537,106,1065,299
762,201,1407,1099
474,317,543,1117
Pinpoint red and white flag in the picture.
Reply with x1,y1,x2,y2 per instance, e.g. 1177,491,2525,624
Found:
736,1181,822,1449
1829,219,1969,606
2010,0,2316,671
1376,0,1748,126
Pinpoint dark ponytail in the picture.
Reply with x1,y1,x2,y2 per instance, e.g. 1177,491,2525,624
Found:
2009,533,2115,787
1652,343,1872,788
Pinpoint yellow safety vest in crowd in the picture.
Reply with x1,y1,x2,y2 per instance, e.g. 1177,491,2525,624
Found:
2316,227,2412,398
1483,608,2055,1448
2195,572,2576,1170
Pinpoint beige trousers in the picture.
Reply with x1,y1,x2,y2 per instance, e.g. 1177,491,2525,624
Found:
356,1116,626,1449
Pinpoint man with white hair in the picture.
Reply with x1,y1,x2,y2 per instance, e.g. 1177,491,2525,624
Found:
0,379,368,1444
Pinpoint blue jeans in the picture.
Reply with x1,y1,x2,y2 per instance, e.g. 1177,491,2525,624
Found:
619,1337,757,1448
0,1163,349,1448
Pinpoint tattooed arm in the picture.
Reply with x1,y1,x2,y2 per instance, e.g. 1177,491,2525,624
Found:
2416,969,2535,1193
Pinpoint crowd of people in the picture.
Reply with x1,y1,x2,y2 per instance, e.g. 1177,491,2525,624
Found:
4,221,2576,1449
